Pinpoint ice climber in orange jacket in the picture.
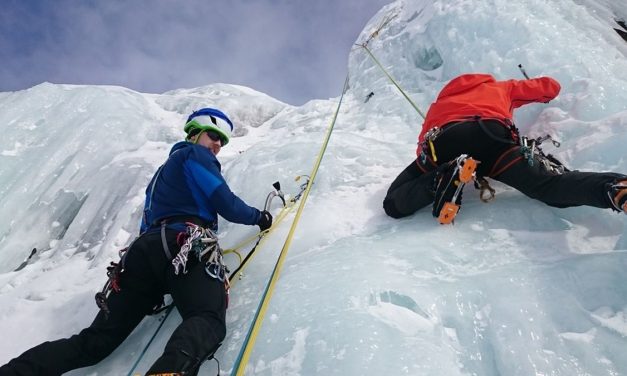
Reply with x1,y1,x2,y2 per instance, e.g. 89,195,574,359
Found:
383,73,627,223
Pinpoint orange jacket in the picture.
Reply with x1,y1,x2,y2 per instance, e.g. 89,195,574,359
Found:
417,73,560,155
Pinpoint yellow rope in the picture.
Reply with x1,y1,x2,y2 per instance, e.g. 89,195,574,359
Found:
222,185,301,275
231,75,350,376
362,13,397,47
228,202,298,288
353,11,426,120
223,233,263,255
360,44,426,119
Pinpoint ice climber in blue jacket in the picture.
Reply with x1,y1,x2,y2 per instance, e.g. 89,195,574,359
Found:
0,108,273,376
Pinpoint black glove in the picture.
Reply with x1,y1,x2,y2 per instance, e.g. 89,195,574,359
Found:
257,210,273,231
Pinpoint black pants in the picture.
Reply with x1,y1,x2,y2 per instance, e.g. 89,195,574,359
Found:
0,228,226,376
383,120,625,218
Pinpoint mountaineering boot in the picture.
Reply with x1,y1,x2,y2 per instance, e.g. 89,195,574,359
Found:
610,180,627,213
432,155,478,224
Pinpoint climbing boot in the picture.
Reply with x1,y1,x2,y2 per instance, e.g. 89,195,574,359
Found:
432,155,478,224
610,180,627,214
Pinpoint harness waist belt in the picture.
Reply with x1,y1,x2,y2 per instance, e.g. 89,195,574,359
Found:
155,215,215,229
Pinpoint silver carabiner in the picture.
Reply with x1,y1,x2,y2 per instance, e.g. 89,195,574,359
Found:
205,263,226,282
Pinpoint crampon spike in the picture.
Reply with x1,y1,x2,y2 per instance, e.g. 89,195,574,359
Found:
458,157,478,183
438,202,460,224
434,156,479,225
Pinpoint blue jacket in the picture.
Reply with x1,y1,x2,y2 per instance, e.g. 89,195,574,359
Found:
140,141,261,233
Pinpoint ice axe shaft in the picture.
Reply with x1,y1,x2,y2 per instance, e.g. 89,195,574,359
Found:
518,64,530,79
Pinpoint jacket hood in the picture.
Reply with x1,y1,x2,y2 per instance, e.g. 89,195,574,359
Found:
170,141,192,155
437,74,496,100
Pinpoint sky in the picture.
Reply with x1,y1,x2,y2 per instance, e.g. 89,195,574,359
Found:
2,0,627,374
0,0,392,106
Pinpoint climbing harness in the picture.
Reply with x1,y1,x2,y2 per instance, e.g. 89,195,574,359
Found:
418,114,521,166
422,115,566,214
231,75,349,376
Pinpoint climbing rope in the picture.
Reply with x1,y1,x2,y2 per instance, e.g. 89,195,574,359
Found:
358,44,426,120
126,305,173,376
228,176,310,286
361,13,397,48
230,75,350,376
355,11,426,120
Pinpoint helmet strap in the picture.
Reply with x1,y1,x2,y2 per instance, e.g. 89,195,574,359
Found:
187,129,203,144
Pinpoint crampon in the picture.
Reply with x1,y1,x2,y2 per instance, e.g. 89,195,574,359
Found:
432,155,478,224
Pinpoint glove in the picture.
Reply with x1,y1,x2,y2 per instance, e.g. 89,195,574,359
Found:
257,210,273,231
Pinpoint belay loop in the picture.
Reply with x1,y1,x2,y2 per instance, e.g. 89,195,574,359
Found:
95,247,128,317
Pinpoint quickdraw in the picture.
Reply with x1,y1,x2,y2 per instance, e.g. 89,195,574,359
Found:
173,223,227,283
95,247,128,318
420,127,441,163
205,247,228,283
172,224,201,275
519,134,567,174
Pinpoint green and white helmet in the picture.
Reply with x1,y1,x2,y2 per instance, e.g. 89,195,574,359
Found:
184,108,234,145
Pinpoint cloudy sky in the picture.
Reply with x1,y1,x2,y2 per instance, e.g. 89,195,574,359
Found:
1,0,392,105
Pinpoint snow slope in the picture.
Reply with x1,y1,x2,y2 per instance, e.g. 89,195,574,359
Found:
1,0,627,375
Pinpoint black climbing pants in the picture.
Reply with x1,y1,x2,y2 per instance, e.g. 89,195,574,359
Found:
0,228,226,376
383,120,625,218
